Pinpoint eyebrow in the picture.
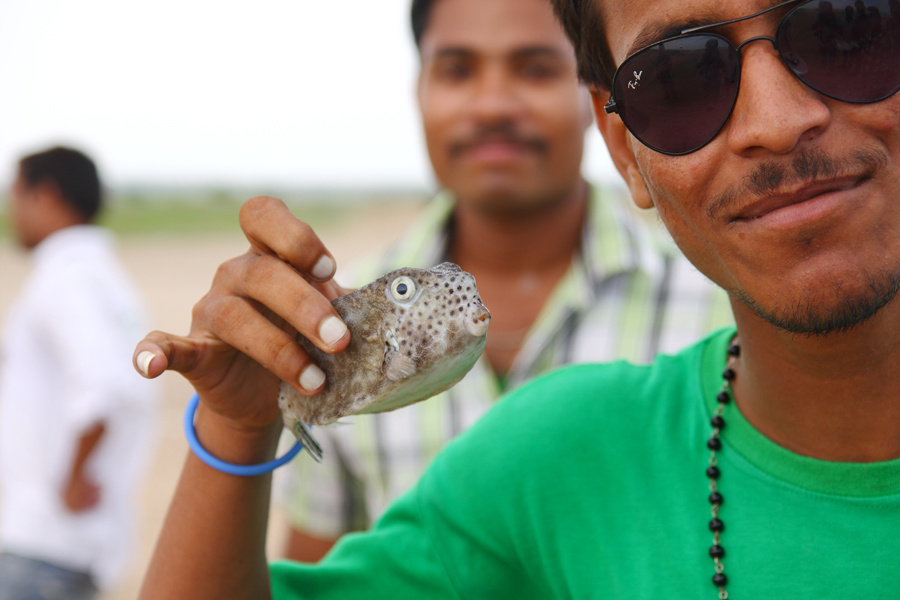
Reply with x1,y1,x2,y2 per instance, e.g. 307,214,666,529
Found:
626,17,714,56
511,47,569,61
429,45,568,62
625,0,800,57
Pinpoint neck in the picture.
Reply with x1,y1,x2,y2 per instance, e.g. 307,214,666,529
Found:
730,298,900,462
448,180,588,376
449,180,588,274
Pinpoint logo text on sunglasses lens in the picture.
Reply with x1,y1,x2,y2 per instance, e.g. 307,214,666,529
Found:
627,70,643,90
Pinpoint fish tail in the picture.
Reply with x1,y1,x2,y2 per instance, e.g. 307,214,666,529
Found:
293,421,324,463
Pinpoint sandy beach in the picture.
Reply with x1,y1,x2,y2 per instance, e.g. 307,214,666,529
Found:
0,200,424,599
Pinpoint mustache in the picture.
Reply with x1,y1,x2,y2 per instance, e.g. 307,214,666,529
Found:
707,147,889,221
448,121,549,158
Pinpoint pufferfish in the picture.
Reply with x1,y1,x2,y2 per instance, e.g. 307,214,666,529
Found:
278,262,491,462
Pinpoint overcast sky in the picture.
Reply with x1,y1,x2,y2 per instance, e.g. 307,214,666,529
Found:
0,0,619,191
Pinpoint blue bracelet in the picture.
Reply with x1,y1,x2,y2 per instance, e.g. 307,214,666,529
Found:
183,393,303,476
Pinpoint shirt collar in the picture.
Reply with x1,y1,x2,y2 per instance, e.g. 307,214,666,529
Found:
380,191,454,270
357,184,673,388
376,184,661,284
32,225,112,265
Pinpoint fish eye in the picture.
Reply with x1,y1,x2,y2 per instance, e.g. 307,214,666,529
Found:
390,276,417,302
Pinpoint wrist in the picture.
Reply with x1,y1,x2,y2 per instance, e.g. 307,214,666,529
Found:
192,397,283,467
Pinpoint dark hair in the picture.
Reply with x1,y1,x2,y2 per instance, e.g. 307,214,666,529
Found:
550,0,617,90
410,0,438,48
18,146,102,222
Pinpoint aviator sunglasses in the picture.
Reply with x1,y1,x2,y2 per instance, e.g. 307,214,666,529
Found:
584,0,900,155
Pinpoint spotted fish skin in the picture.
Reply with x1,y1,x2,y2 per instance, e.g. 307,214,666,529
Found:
278,262,490,431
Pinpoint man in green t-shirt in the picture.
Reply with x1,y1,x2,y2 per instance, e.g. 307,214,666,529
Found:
133,0,900,598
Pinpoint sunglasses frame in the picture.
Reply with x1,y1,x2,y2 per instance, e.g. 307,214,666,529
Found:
604,0,900,155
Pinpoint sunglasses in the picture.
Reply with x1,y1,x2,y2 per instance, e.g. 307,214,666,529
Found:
602,0,900,155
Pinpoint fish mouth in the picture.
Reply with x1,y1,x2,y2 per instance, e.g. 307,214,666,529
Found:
465,303,491,337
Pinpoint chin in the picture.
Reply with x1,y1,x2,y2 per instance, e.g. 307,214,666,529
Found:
462,182,566,216
472,196,559,219
736,267,900,336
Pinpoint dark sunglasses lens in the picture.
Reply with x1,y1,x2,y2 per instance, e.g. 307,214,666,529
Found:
778,0,900,102
614,35,740,154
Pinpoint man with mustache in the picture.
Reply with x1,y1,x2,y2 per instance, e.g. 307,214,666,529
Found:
282,0,730,562
135,0,900,597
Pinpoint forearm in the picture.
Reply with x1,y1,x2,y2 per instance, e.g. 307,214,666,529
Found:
63,422,106,511
285,527,339,563
72,422,105,471
133,197,353,598
140,402,283,600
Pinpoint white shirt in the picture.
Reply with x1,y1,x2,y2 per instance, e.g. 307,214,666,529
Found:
0,225,156,588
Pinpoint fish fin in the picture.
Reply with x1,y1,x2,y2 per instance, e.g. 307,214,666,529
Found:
383,348,417,381
292,421,324,463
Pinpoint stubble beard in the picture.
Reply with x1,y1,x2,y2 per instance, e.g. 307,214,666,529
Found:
735,268,900,336
713,146,900,335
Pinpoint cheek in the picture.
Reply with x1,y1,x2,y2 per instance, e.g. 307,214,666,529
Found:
635,147,715,223
545,116,586,174
523,83,585,138
842,96,900,151
633,148,730,275
9,199,27,228
419,101,454,178
873,96,900,131
542,94,589,146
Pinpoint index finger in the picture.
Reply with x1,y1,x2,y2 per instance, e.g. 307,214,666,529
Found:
239,196,336,282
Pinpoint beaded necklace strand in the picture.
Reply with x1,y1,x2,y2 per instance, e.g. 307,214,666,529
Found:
706,341,741,599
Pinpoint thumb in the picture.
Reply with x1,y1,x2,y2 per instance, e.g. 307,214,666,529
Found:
134,330,204,379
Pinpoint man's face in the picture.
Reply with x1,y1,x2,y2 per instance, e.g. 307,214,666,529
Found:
417,0,591,216
596,0,900,334
9,175,42,249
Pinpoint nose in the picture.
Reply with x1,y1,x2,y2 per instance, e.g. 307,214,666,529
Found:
726,37,832,155
468,64,523,122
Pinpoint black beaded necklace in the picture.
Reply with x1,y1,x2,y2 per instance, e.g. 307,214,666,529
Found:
706,340,741,600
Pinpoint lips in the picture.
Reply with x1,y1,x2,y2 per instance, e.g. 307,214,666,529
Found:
731,176,867,223
449,135,547,160
462,140,532,161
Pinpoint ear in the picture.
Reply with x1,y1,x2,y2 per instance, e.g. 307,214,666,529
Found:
33,180,86,225
590,87,654,210
415,64,427,112
32,181,61,208
578,85,594,132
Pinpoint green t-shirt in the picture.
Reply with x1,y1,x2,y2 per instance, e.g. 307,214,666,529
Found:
271,328,900,599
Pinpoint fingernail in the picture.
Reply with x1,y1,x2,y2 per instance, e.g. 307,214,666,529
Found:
319,315,348,346
299,363,326,392
311,255,335,280
137,351,155,377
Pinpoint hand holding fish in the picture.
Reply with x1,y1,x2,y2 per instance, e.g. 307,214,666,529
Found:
133,195,354,598
131,195,491,466
132,196,352,450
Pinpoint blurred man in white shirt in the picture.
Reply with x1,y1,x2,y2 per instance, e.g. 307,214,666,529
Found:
0,146,155,600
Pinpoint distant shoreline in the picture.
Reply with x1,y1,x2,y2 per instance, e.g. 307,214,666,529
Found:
0,193,429,239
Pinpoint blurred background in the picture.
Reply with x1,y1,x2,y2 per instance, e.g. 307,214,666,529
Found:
0,1,620,597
